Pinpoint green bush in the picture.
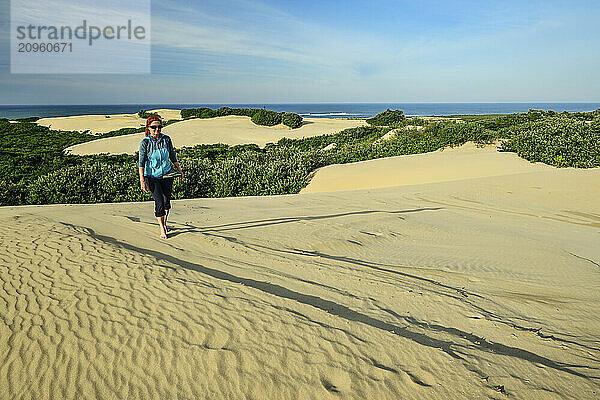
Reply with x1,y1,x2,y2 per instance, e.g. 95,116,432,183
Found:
172,157,215,199
216,107,233,116
26,162,148,205
14,116,41,122
499,117,600,167
209,146,328,197
98,127,144,138
281,112,303,129
0,180,28,206
200,109,217,118
179,107,302,128
251,109,282,126
138,110,160,119
232,108,262,117
181,107,261,119
181,108,211,119
367,109,406,126
276,126,389,152
180,108,195,119
0,120,94,184
404,117,427,126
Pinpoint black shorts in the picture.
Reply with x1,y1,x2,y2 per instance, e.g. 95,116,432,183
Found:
145,176,174,217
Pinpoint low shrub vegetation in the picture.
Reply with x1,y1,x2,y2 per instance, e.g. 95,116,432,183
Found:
14,116,41,122
180,106,303,128
251,109,282,126
137,110,160,119
1,108,598,206
281,112,303,128
499,116,600,167
366,109,406,126
181,107,261,119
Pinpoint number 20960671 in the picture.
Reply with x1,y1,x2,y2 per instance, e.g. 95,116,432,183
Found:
18,42,72,52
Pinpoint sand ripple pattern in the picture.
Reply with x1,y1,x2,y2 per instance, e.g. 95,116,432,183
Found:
1,212,598,399
0,215,462,399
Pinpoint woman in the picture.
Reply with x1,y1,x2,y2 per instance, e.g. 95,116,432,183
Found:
139,115,185,239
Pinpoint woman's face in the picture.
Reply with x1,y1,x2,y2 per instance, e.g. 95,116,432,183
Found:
148,121,162,138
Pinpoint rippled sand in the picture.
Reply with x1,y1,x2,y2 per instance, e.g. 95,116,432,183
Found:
1,152,599,398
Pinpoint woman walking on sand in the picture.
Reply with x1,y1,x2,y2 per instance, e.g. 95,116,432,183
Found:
139,115,185,239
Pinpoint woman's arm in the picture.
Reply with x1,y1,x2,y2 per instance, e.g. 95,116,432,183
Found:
139,166,148,191
167,136,185,180
138,140,148,191
173,161,184,180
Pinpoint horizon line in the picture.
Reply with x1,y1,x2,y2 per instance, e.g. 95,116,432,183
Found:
2,101,600,106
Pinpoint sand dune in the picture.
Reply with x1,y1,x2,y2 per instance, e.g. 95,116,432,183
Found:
36,109,182,135
65,116,368,155
147,108,185,121
1,150,598,398
302,141,558,193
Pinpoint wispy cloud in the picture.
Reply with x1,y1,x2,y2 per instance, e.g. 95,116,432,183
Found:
150,0,576,82
2,0,599,103
152,0,403,76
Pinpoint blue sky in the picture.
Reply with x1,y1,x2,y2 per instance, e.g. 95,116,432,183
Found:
1,0,599,104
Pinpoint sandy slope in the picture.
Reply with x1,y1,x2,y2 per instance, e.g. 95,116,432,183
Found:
302,141,557,193
36,109,182,135
1,151,599,398
64,116,367,155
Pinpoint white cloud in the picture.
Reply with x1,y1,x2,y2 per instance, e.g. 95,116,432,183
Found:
151,0,404,76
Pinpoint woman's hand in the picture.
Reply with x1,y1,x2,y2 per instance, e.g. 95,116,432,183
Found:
174,162,185,181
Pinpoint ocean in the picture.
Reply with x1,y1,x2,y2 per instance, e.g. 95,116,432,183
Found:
1,103,599,120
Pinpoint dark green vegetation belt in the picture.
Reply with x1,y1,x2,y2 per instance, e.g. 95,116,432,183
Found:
1,108,599,206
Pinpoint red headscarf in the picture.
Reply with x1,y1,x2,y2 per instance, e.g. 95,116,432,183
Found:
145,115,163,137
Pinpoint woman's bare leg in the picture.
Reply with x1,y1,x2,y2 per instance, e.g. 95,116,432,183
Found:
157,216,167,238
164,209,169,232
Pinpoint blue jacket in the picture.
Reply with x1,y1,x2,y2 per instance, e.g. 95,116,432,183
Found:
138,134,178,178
